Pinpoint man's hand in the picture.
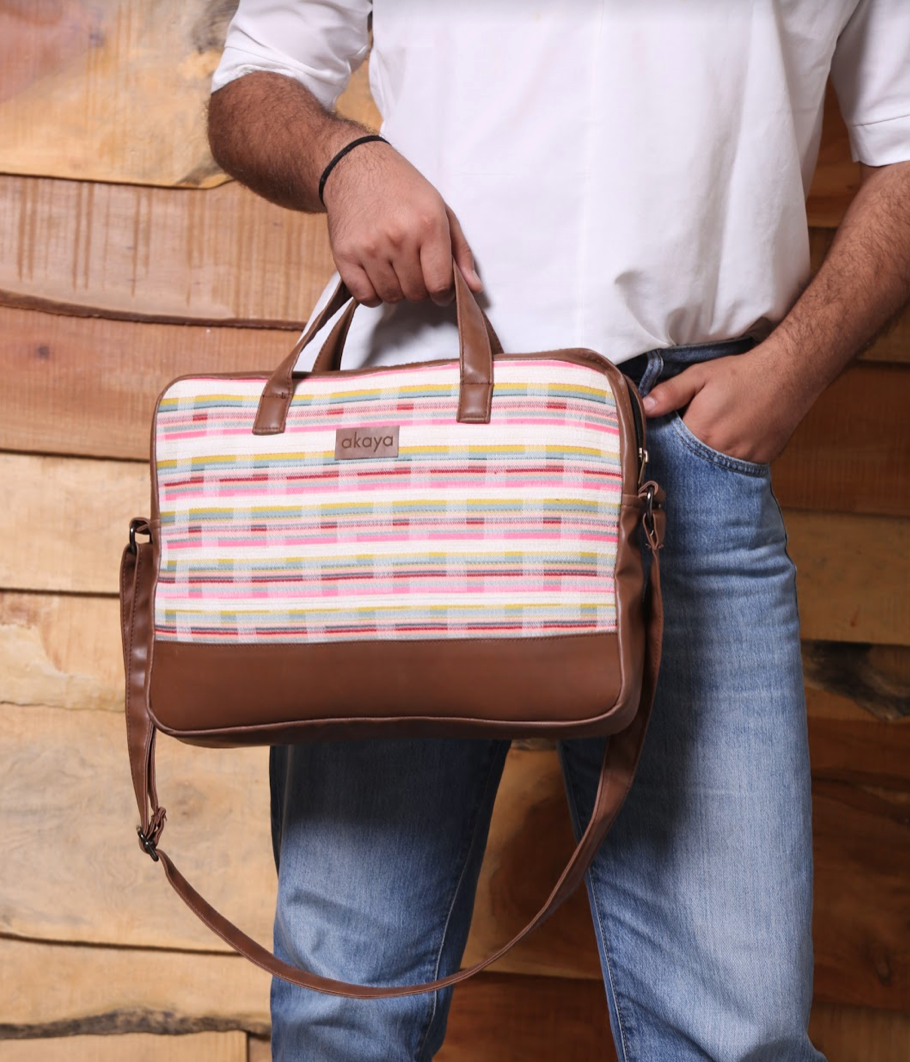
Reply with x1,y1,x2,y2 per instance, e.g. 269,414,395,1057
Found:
642,159,910,462
322,141,482,307
208,71,480,308
641,343,812,465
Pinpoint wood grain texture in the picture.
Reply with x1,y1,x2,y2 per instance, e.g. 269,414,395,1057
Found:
0,453,148,594
809,1003,910,1062
0,1,231,188
8,957,910,1062
812,779,910,1011
804,643,910,723
786,510,910,647
0,176,334,326
1,938,268,1034
437,974,616,1062
770,362,910,518
0,5,377,189
0,702,276,950
0,1033,247,1062
0,593,122,713
0,307,293,460
807,689,910,789
2,164,907,343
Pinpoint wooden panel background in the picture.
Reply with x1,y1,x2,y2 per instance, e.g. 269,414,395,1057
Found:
1,5,908,1061
0,0,232,189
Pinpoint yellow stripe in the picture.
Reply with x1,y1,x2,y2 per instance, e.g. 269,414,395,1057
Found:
166,602,606,616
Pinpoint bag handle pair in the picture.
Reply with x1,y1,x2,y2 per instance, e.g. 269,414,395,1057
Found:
252,265,503,435
121,485,665,999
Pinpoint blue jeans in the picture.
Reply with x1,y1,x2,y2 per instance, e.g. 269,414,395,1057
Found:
268,339,826,1062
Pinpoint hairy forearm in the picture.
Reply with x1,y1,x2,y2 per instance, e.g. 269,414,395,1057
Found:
769,160,910,406
208,71,481,309
207,71,373,213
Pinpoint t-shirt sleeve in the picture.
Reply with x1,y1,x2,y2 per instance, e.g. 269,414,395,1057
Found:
830,0,910,165
211,0,372,111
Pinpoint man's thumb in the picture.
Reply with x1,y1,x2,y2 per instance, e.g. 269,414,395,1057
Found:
641,370,700,417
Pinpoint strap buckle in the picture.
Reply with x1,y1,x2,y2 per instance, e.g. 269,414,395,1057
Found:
640,481,665,552
137,807,166,861
137,826,159,861
128,517,151,554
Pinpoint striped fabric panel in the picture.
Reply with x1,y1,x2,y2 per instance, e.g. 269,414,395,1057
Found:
154,359,625,643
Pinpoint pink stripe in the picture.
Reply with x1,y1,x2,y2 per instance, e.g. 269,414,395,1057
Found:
161,415,618,439
156,579,616,600
164,530,618,549
154,623,619,641
160,480,623,501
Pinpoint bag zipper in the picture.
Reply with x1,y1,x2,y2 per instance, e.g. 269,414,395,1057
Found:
623,378,649,484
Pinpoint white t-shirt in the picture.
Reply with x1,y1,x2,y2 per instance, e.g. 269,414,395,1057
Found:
212,0,910,368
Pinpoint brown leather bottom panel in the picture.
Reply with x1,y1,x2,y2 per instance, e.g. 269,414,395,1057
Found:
148,632,641,747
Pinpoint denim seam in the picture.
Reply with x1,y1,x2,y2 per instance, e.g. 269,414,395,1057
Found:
769,480,799,575
669,412,770,478
560,744,633,1062
414,740,509,1062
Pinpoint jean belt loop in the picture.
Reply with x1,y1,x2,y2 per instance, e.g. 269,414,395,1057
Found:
637,351,664,399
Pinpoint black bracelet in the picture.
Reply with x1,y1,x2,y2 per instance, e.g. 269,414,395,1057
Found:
318,134,388,206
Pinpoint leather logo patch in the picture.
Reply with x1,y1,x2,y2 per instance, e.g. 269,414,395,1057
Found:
334,425,400,460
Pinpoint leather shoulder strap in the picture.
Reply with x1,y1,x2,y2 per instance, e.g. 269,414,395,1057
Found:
121,488,664,998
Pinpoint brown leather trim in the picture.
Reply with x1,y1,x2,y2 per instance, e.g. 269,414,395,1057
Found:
121,538,159,831
148,628,638,747
251,280,351,435
453,266,493,422
612,495,646,723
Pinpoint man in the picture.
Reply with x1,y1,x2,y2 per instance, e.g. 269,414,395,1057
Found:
207,2,910,1059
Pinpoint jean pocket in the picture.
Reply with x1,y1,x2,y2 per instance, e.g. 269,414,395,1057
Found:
669,411,771,477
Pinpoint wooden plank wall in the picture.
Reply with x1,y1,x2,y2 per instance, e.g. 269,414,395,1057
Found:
1,7,908,1061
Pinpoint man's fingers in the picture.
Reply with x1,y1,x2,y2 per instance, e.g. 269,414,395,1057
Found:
420,236,456,306
339,263,381,308
446,206,482,293
392,249,431,302
642,367,703,416
363,258,405,304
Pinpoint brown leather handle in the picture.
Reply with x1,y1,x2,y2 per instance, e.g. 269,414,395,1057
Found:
310,284,504,376
120,485,665,998
252,266,498,435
